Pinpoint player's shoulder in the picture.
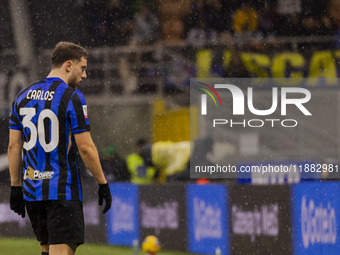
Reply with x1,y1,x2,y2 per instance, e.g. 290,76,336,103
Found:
14,79,46,103
18,77,65,95
74,87,85,95
70,88,86,101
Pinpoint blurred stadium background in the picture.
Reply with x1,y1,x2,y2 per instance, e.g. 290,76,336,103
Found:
1,0,340,254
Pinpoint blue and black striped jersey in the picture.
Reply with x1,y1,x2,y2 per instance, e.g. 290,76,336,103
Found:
9,77,90,201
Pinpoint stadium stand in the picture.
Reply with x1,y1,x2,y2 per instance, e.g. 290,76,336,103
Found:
1,0,340,161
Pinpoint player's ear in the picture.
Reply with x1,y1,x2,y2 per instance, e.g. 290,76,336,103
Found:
65,60,73,73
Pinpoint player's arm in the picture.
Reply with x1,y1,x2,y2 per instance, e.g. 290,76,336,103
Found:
8,129,25,218
8,129,23,186
70,91,111,213
74,131,112,214
74,131,107,184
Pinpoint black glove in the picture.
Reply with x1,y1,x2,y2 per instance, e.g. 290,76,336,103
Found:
98,183,112,214
10,186,25,218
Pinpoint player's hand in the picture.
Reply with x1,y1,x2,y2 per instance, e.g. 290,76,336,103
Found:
10,186,25,218
98,183,112,214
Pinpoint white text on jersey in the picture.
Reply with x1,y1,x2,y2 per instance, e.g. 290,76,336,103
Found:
26,90,54,101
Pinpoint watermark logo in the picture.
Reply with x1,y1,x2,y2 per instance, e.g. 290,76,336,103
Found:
197,83,312,128
196,82,222,115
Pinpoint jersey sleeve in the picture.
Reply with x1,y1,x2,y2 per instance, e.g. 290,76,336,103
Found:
67,90,90,134
8,100,22,130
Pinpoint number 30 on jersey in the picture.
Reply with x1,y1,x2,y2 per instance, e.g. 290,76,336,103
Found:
20,107,59,152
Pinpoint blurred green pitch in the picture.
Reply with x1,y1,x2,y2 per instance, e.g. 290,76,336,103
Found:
0,238,195,255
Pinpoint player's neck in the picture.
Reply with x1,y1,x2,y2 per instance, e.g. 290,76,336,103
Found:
47,69,69,85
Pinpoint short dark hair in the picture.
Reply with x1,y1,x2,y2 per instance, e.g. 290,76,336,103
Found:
51,41,88,67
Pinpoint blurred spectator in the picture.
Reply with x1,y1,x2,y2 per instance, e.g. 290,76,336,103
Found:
25,0,339,49
223,52,250,78
219,0,238,33
320,15,334,36
182,1,202,38
277,0,301,15
276,14,301,37
161,18,186,44
126,139,158,184
203,0,223,32
157,0,187,44
233,2,259,45
187,19,218,48
101,145,131,182
93,5,110,45
183,0,224,38
130,4,160,46
105,0,134,46
300,15,325,36
294,1,335,49
88,0,134,46
301,0,325,17
328,0,340,26
233,2,258,33
328,0,340,48
81,0,99,45
257,0,278,38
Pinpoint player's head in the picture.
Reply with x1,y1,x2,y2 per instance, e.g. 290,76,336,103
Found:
136,138,146,155
51,41,88,88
